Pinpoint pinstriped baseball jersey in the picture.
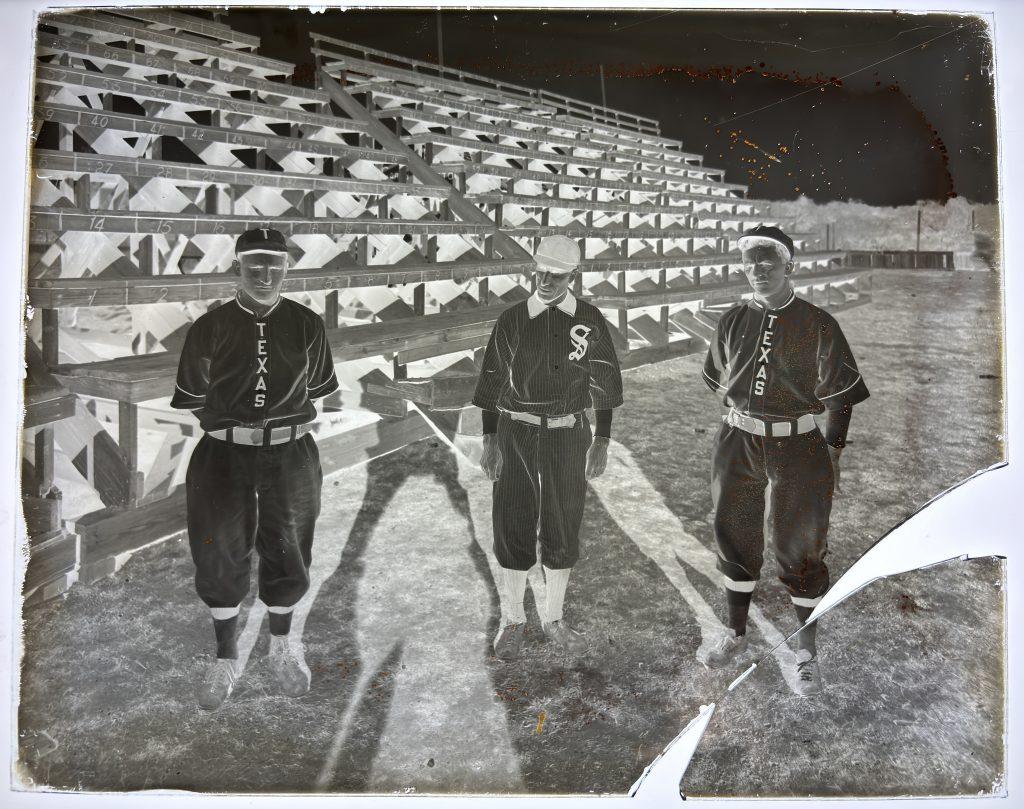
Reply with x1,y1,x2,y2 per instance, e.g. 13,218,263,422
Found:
702,289,869,417
170,294,339,431
472,291,624,416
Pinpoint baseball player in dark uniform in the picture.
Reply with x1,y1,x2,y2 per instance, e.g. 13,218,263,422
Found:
473,235,623,661
700,225,869,695
171,228,339,710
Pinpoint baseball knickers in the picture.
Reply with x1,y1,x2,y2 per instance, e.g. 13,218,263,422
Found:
711,422,834,602
492,413,592,571
186,433,322,609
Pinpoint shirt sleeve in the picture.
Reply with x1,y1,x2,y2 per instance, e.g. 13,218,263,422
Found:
702,319,729,394
306,316,340,400
815,315,870,411
588,313,624,409
170,318,211,410
472,312,514,412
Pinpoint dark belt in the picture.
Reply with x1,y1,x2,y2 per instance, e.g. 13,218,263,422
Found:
507,412,579,429
206,424,312,446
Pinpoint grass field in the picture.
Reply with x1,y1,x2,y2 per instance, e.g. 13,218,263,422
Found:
16,268,1004,796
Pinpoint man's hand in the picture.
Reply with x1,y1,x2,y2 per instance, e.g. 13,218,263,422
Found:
827,445,843,494
585,436,610,480
480,434,503,481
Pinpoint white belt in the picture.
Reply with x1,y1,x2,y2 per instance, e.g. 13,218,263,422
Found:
725,408,817,438
507,412,578,429
206,424,313,446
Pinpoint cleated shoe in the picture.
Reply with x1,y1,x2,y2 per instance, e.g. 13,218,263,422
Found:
794,649,823,696
269,635,312,697
700,632,750,669
493,622,526,660
197,658,240,711
543,620,587,655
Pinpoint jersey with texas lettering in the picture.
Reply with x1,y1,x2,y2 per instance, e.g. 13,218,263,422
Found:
170,294,339,431
473,291,623,416
702,288,869,418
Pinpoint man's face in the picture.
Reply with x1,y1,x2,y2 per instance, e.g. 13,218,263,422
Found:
237,251,287,305
740,243,792,300
535,266,575,304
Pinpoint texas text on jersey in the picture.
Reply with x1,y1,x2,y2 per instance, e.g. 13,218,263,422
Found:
701,288,870,417
170,294,339,430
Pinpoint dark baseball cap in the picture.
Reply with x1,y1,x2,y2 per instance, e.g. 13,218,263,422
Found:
236,227,288,255
737,225,794,260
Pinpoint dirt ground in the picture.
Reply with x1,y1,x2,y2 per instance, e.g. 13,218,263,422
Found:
16,269,1005,797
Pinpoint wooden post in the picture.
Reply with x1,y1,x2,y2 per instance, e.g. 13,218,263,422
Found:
34,426,55,497
413,283,426,315
74,175,91,210
324,291,339,329
916,208,922,252
478,277,490,306
118,401,142,506
41,309,59,368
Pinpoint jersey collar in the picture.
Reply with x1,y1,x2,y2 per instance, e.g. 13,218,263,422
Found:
527,290,577,319
748,286,796,311
235,292,282,318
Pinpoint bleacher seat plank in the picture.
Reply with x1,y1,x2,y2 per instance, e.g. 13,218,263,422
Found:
35,104,386,164
471,192,764,216
589,266,865,309
462,163,744,194
343,82,593,135
375,107,598,152
36,32,325,106
53,305,512,403
24,382,76,429
33,150,446,199
45,12,293,76
51,267,867,404
36,66,363,135
405,132,725,183
29,260,534,308
106,8,262,49
29,209,491,240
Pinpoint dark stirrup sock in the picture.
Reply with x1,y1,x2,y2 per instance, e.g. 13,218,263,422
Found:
726,589,753,636
213,615,239,659
268,610,294,637
793,604,818,651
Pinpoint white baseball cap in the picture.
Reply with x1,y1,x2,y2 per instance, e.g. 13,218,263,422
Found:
533,235,581,274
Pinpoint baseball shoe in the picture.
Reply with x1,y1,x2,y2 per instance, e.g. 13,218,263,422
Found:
794,648,823,696
543,620,587,655
197,657,240,711
699,632,749,669
493,622,525,660
268,634,311,697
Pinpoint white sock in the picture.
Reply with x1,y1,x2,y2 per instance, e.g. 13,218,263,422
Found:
543,566,572,624
210,606,240,620
500,567,528,624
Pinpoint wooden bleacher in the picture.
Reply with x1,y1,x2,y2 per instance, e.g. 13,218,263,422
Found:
22,11,873,602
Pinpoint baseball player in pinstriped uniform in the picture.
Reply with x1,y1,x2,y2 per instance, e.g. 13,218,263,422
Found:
474,235,624,661
171,228,339,710
700,225,869,695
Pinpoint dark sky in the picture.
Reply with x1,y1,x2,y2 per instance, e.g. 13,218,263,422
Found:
225,8,997,206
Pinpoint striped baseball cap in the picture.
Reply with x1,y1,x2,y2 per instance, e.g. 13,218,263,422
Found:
533,235,581,274
236,227,288,255
737,225,794,260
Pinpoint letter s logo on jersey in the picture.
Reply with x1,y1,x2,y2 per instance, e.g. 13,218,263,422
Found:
568,324,592,361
